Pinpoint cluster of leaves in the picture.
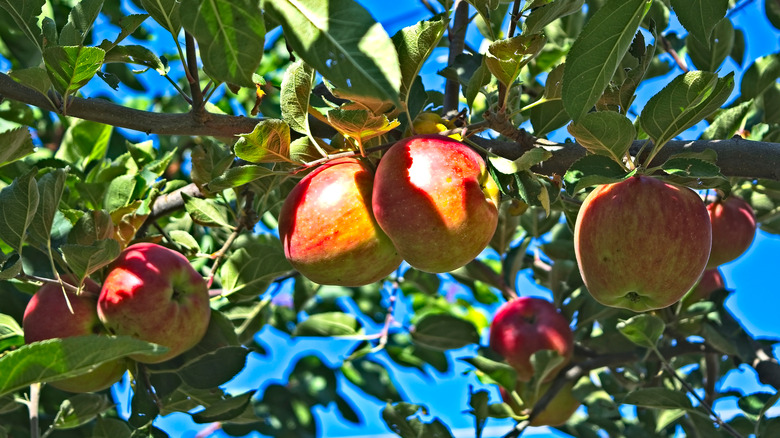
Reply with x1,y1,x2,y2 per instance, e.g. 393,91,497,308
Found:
0,0,779,437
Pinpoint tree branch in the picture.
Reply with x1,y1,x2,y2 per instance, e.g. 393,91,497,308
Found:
443,0,470,115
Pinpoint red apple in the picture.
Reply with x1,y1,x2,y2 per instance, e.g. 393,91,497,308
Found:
23,276,127,393
372,135,500,273
574,176,712,312
500,380,580,427
489,297,574,382
683,268,726,304
278,157,402,286
706,196,756,268
98,243,210,363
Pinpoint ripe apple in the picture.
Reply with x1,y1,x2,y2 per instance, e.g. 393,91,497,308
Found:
574,175,712,312
23,276,127,393
278,157,402,286
500,380,580,427
372,134,500,273
98,243,211,363
706,196,756,268
683,268,726,304
489,297,574,382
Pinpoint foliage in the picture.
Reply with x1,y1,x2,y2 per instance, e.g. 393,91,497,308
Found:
0,0,779,437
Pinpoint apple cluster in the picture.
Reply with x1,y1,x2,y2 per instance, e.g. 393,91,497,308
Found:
278,134,500,286
574,175,756,312
23,243,210,392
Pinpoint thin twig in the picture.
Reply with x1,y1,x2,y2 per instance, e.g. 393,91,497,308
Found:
185,32,205,119
443,0,470,115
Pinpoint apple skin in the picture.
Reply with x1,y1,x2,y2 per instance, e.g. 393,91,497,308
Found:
489,297,574,382
372,135,500,273
574,176,712,312
683,268,726,304
23,276,127,393
706,196,756,268
98,243,211,364
278,158,402,286
500,380,580,427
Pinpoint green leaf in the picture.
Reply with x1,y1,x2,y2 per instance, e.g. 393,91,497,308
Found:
28,169,66,248
104,44,166,73
263,0,402,105
92,418,132,438
622,387,694,410
741,54,780,101
687,17,734,72
206,165,282,192
485,33,546,87
280,60,315,135
530,99,569,136
524,0,585,35
563,154,633,195
219,241,293,300
140,0,180,35
0,335,165,397
381,402,455,438
180,0,265,87
489,148,552,174
192,390,255,423
59,0,104,46
462,355,517,391
701,101,753,140
738,392,776,418
179,346,249,389
8,67,51,96
55,119,113,171
182,193,234,228
616,314,665,348
326,109,400,143
53,393,114,430
99,14,150,52
235,119,291,163
43,45,105,99
410,314,480,351
0,127,34,168
661,157,721,178
768,0,780,30
0,169,38,253
0,314,24,352
293,312,360,337
562,0,651,122
670,0,728,44
392,14,446,99
567,111,636,164
61,239,120,280
67,210,114,246
104,174,137,213
0,0,44,50
639,71,735,150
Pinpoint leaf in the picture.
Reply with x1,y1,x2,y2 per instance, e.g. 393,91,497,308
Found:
563,154,633,195
485,33,546,87
381,402,455,438
562,0,651,122
0,0,44,49
616,314,665,348
661,157,721,179
293,312,360,337
738,392,776,418
180,0,265,87
524,0,585,35
280,60,315,135
206,165,282,192
219,242,293,300
263,0,402,105
182,193,234,228
140,0,181,35
54,119,113,172
489,148,552,174
462,356,517,391
639,71,735,150
0,169,39,253
99,14,150,52
0,127,34,168
0,314,24,352
768,0,780,30
567,111,636,164
92,418,132,438
622,387,694,410
235,119,291,163
59,0,104,46
104,44,166,73
9,67,51,96
741,54,780,101
104,174,138,213
701,101,753,140
192,390,256,423
28,169,67,248
43,45,105,99
410,314,480,351
530,99,569,136
61,239,120,280
326,109,400,144
670,0,728,44
687,17,734,72
392,14,446,99
0,335,164,397
179,346,249,389
342,356,403,402
52,393,114,430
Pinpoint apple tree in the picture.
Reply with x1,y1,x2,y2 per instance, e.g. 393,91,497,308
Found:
1,0,780,437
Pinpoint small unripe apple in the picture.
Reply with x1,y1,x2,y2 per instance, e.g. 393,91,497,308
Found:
489,297,574,382
574,176,712,312
372,135,499,273
23,276,127,393
98,243,211,363
500,380,580,426
706,196,756,268
278,157,402,286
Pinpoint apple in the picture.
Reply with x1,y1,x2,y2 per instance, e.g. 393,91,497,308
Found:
574,176,712,312
489,297,574,382
23,276,127,393
500,380,580,427
706,196,756,268
683,268,726,304
98,243,211,363
278,157,402,286
372,134,500,273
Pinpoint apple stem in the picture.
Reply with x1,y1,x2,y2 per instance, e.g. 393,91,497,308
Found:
369,277,400,354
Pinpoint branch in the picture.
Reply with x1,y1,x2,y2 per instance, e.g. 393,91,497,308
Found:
443,0,470,115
